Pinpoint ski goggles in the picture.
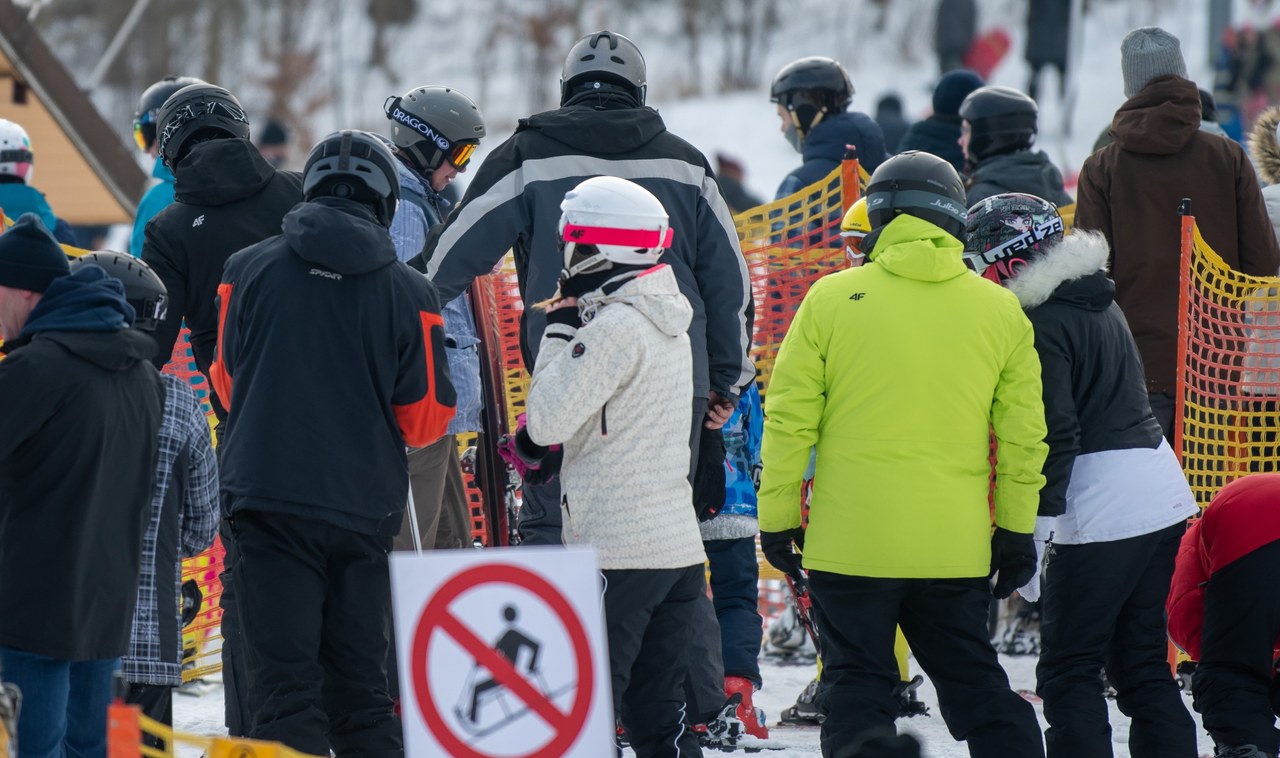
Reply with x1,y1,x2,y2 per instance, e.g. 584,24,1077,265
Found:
132,112,155,151
840,229,867,264
444,141,476,170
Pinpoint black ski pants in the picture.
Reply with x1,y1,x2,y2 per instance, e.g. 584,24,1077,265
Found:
602,565,706,758
1037,522,1196,758
231,507,402,757
218,507,252,737
1192,538,1280,753
808,571,1043,758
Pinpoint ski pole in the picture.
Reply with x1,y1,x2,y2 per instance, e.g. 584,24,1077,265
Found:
406,468,423,554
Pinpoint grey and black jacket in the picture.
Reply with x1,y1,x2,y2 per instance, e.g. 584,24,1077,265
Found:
420,103,755,401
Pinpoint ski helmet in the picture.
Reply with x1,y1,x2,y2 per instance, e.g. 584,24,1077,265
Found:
840,197,870,264
560,31,648,106
770,57,854,142
958,86,1038,162
864,150,968,244
70,252,168,332
156,83,251,170
963,192,1064,285
558,176,671,278
0,120,33,184
384,86,485,175
133,75,205,152
303,130,400,228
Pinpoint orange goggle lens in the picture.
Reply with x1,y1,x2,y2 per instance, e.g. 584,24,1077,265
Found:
132,123,148,151
448,142,477,169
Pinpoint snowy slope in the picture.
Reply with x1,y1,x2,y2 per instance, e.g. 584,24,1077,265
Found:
173,654,1216,757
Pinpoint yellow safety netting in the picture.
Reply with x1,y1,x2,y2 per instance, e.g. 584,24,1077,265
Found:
1177,218,1280,504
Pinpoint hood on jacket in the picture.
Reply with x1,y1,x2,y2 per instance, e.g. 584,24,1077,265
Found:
284,198,399,277
1250,105,1280,185
174,138,277,206
1110,76,1202,156
578,263,693,338
1006,230,1113,310
19,265,134,339
803,111,877,164
967,150,1069,200
867,214,970,283
0,183,59,233
520,105,667,156
8,265,156,369
151,155,175,184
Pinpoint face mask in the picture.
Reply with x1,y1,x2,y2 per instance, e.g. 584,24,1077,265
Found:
784,121,805,153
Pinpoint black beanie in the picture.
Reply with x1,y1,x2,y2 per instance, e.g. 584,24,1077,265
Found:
932,69,985,116
0,213,70,293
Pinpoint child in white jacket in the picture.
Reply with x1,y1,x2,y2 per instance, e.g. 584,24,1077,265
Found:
523,176,707,757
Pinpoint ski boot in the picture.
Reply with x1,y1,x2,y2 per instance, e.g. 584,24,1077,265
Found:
1215,746,1278,758
724,676,769,739
894,675,930,718
778,676,824,726
762,606,816,664
699,693,745,751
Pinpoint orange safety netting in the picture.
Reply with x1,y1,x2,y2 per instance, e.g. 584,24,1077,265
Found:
1175,212,1280,505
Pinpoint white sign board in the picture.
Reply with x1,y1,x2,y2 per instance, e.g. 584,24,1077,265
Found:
390,546,613,758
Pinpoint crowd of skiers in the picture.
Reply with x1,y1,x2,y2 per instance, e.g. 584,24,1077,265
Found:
5,15,1280,758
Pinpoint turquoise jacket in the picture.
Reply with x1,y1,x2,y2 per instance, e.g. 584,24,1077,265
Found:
130,158,175,257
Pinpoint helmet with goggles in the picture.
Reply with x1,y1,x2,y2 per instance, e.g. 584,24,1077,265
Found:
558,176,672,278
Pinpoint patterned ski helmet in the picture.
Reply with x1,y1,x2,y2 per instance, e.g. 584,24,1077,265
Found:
963,192,1064,285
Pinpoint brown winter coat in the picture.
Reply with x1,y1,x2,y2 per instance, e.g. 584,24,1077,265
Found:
1075,75,1280,394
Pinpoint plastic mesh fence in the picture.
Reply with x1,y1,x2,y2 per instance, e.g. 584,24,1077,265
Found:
1176,216,1280,505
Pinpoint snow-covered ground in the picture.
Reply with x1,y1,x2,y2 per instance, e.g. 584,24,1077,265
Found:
173,652,1216,757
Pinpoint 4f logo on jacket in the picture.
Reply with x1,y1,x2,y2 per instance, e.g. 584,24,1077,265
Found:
849,292,866,301
309,268,342,280
192,215,205,227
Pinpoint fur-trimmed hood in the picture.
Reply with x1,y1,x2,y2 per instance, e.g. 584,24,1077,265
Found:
1006,230,1112,309
1250,105,1280,185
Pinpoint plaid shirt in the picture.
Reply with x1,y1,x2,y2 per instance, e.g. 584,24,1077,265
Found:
121,374,219,685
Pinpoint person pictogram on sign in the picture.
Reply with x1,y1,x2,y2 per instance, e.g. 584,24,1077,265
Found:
466,605,542,724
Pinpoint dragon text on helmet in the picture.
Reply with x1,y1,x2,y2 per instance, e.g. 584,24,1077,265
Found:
390,107,450,151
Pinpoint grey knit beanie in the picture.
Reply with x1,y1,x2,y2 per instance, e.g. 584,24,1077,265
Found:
1121,27,1188,98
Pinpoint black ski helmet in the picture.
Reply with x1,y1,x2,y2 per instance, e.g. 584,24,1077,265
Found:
156,83,250,170
963,192,1064,285
134,75,204,152
384,85,485,175
70,252,168,332
864,150,968,243
770,56,854,136
303,130,400,228
958,86,1038,162
560,31,647,106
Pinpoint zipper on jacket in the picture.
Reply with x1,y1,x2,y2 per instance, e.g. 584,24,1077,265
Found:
600,403,608,436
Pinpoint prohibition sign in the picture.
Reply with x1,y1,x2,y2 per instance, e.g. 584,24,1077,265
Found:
410,563,595,758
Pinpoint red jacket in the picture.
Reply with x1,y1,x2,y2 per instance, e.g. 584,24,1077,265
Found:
1166,474,1280,660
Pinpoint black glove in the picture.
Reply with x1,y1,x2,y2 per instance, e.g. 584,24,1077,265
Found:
989,527,1037,600
760,527,806,580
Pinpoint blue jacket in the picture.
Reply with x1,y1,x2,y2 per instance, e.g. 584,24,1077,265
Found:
776,111,889,199
131,159,176,257
0,184,77,246
389,158,482,435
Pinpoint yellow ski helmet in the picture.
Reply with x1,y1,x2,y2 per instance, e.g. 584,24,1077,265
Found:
840,197,870,264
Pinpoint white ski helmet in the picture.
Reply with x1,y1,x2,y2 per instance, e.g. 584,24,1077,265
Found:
0,120,34,183
557,176,672,278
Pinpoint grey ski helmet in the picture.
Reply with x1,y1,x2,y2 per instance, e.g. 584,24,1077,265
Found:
384,85,486,175
70,252,168,333
770,56,854,139
156,83,250,170
864,150,968,244
303,130,400,228
560,31,647,105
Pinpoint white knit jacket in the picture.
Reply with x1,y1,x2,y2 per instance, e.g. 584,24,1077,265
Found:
526,265,707,570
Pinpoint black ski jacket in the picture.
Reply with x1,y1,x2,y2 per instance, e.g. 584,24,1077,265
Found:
964,149,1074,208
212,199,455,536
0,267,165,660
420,103,755,400
142,138,303,418
1005,231,1164,517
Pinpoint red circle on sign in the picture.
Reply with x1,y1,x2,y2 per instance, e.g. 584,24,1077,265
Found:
410,563,595,758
